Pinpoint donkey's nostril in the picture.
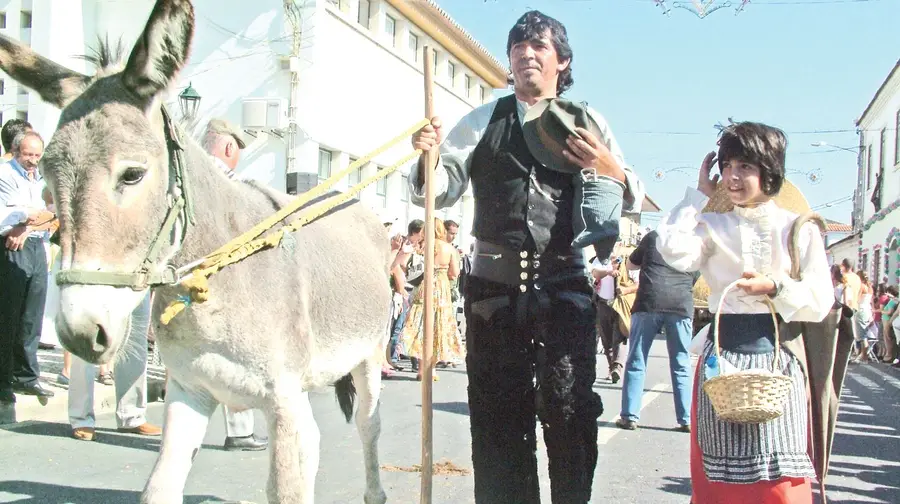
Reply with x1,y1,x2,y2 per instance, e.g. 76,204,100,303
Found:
93,325,110,353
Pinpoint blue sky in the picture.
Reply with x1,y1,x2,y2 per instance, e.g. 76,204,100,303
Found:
436,0,899,224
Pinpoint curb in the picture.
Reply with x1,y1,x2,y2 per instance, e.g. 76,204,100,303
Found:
0,373,119,426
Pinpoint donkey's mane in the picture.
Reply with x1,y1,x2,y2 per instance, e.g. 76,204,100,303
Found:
75,35,129,77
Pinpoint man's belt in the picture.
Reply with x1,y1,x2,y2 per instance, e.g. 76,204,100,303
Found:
471,241,587,292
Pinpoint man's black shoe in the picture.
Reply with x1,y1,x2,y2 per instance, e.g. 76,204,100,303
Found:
224,434,268,451
12,382,55,398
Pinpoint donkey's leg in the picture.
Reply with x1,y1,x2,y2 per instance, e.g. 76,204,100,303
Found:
266,391,318,504
141,379,217,504
351,354,387,504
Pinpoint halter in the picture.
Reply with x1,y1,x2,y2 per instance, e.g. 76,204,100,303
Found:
55,105,194,290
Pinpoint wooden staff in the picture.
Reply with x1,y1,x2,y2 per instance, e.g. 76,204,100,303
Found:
419,45,436,504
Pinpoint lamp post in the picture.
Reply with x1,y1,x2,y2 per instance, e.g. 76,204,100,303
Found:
178,82,201,121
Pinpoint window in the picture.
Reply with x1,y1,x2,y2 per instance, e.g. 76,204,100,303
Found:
20,11,31,29
0,79,4,95
895,110,900,166
401,174,409,202
376,167,388,208
866,145,873,189
384,14,396,46
447,62,456,84
433,52,439,76
16,110,27,122
0,13,6,29
479,86,486,103
17,85,26,95
465,75,472,98
347,157,362,187
318,148,333,182
357,0,370,29
408,33,419,60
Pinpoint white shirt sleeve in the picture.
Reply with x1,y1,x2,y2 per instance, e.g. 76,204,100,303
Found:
585,106,645,213
408,101,497,209
655,187,716,273
0,168,27,236
769,221,835,323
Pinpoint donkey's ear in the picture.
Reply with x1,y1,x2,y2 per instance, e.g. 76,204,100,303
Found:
122,0,195,103
0,34,90,108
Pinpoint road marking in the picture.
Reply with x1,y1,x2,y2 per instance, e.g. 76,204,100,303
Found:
596,382,672,445
861,364,900,392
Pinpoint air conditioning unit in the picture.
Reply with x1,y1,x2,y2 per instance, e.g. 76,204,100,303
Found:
242,98,288,131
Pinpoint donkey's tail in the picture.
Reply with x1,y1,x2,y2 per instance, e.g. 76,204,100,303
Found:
335,373,356,423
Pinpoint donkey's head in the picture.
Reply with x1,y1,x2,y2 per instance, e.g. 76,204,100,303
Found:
0,0,195,363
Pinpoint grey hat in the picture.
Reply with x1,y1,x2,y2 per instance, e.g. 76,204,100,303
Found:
206,118,247,149
521,98,605,174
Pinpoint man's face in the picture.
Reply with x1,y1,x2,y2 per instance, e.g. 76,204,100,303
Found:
410,230,425,245
445,225,458,243
509,30,569,97
15,136,43,171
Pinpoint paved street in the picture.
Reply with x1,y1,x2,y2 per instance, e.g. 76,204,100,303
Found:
1,339,899,503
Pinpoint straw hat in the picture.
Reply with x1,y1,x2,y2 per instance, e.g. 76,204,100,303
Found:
701,179,811,215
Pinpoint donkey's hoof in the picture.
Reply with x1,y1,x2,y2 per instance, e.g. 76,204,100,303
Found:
364,489,387,504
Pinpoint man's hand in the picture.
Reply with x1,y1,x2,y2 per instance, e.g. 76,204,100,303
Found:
735,271,777,296
24,210,53,226
412,117,443,155
697,151,719,197
5,225,30,251
562,127,625,183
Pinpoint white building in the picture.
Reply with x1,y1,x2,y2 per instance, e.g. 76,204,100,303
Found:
0,0,508,249
853,59,900,287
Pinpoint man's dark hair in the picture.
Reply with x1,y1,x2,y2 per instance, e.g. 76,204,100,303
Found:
444,220,459,229
408,219,425,236
841,258,854,271
2,118,33,153
716,121,787,197
506,10,574,96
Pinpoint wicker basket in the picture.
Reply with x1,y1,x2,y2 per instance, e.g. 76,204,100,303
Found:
702,280,793,424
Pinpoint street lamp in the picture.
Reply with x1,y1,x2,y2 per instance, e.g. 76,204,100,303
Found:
810,141,859,155
178,82,201,121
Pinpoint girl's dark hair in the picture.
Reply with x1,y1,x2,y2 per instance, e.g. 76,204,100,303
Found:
506,10,573,96
716,121,787,196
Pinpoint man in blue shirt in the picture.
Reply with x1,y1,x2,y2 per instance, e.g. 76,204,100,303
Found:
0,128,56,403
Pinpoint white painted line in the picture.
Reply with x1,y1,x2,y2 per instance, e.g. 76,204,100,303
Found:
596,382,672,445
862,364,900,392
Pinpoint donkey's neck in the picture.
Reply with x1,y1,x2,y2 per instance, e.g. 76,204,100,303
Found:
170,141,286,268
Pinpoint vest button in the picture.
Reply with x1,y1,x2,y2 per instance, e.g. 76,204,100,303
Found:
519,284,527,293
520,272,528,280
520,250,529,259
520,260,528,268
527,220,534,226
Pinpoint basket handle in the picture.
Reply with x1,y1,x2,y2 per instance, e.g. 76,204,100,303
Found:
712,279,782,372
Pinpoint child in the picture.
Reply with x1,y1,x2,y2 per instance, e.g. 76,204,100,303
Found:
655,121,833,504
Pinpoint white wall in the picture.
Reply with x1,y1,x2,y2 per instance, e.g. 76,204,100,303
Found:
857,66,900,285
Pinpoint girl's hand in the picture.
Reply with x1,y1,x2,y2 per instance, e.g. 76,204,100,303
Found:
735,271,777,296
697,151,719,197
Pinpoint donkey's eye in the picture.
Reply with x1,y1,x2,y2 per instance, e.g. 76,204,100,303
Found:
121,167,146,185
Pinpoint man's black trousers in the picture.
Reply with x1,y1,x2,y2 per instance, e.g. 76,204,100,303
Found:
0,237,48,396
464,274,603,504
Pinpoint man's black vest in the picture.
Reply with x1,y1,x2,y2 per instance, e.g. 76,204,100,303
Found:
469,94,575,255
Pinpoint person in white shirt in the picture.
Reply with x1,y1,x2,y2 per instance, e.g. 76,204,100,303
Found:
591,254,626,382
655,121,832,504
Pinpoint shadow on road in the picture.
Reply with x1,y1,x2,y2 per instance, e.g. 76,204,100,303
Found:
0,481,225,504
658,475,692,496
0,421,227,452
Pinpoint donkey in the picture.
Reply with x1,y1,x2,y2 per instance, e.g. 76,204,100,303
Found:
0,1,391,503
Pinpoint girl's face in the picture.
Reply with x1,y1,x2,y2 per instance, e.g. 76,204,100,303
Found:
720,158,768,206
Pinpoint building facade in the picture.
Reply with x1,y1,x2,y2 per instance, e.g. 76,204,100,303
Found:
854,60,900,287
0,0,508,250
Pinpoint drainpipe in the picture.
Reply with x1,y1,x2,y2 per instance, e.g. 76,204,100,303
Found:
284,0,303,180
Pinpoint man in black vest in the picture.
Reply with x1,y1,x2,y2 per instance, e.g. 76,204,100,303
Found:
409,11,644,504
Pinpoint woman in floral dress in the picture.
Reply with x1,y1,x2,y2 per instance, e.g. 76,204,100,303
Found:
401,218,465,381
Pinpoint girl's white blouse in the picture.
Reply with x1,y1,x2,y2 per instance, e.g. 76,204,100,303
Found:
656,187,833,323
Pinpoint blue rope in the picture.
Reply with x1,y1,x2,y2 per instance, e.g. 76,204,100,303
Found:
176,294,193,306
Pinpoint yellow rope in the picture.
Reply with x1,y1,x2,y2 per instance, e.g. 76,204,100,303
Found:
160,118,430,325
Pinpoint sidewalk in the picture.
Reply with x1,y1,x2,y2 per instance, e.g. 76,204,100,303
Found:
0,346,166,426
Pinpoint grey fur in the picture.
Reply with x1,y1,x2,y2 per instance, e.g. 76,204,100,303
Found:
0,1,390,503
